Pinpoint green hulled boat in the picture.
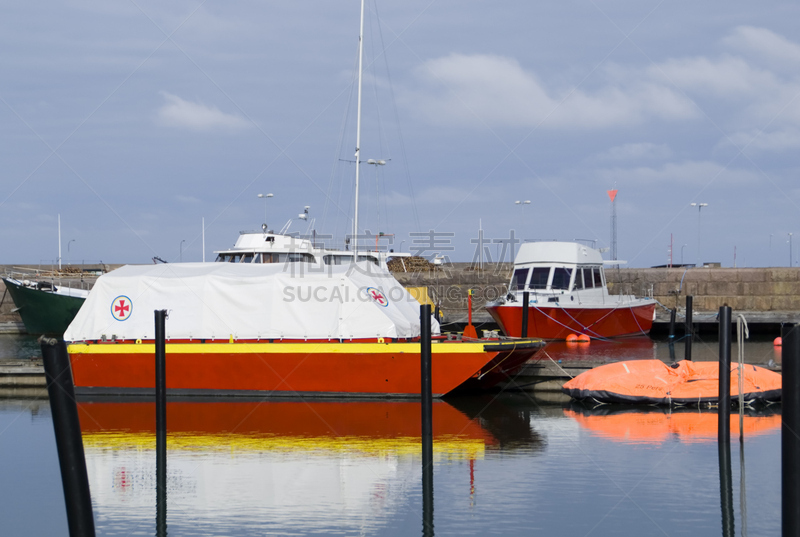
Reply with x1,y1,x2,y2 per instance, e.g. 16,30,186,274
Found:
2,277,90,336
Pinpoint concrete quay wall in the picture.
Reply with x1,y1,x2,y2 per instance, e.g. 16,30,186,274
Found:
391,264,800,323
607,267,800,313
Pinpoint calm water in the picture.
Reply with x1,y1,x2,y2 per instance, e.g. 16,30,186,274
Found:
0,334,784,536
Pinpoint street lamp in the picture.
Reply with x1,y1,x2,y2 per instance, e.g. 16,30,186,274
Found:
681,244,687,265
180,239,186,262
690,202,708,266
790,233,794,268
515,200,531,231
258,193,274,227
67,239,76,265
399,240,405,253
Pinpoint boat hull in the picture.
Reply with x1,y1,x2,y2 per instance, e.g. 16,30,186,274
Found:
2,277,86,335
486,301,655,340
67,340,542,398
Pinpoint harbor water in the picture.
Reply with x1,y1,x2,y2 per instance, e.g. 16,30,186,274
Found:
0,334,783,536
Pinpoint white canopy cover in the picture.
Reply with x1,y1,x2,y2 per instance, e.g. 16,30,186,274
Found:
65,262,434,342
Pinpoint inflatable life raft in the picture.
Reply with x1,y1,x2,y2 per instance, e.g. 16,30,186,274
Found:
562,359,782,405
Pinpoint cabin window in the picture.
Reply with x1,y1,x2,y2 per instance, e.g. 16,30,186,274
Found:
241,253,254,263
287,253,314,263
357,255,380,266
551,267,572,290
581,267,592,288
324,255,344,265
593,267,604,288
512,268,529,290
529,267,550,289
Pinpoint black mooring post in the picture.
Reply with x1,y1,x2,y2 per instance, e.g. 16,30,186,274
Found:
40,337,96,537
420,304,434,537
155,310,167,537
718,306,732,443
782,324,800,537
668,308,677,340
521,291,529,339
685,296,693,361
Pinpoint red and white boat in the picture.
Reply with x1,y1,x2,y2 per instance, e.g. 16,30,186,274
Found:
486,242,656,340
65,262,541,397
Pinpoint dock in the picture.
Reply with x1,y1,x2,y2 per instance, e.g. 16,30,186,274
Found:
0,360,47,398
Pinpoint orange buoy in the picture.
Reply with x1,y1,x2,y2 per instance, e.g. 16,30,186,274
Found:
566,333,579,343
577,334,591,343
774,337,782,347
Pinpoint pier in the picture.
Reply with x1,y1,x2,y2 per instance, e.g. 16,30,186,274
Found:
392,263,800,332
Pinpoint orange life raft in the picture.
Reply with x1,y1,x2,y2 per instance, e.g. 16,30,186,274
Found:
562,359,782,405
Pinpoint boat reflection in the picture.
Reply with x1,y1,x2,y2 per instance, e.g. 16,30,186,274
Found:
565,404,781,444
543,336,657,363
77,398,543,533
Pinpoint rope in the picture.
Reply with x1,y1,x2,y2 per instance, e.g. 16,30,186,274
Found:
736,314,749,442
542,349,575,379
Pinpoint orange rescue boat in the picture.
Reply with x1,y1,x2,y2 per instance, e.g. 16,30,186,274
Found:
562,359,782,405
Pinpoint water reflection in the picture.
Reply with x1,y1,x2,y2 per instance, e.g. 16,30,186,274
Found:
565,404,781,444
77,399,543,535
0,334,41,361
540,334,781,366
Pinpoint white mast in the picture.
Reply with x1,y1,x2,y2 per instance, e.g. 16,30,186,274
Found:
353,0,365,257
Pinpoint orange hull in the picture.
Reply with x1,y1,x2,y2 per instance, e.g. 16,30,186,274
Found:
486,302,655,340
68,340,541,397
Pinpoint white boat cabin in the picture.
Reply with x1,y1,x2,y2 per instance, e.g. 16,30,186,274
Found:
214,230,392,268
509,242,613,301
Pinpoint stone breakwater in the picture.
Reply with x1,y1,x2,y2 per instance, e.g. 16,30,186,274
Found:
2,263,799,332
392,264,800,326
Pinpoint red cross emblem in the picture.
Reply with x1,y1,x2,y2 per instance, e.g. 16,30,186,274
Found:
366,287,388,307
111,296,133,321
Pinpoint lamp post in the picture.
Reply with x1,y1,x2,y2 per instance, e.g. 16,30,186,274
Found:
399,240,405,253
515,200,530,232
258,193,274,227
690,203,708,266
180,240,186,263
681,244,687,265
790,233,794,268
67,239,75,265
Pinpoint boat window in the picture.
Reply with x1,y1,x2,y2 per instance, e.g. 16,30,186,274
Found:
529,267,550,289
214,254,226,262
511,268,529,290
593,267,603,288
551,267,572,290
324,255,344,265
287,253,314,263
576,268,585,289
357,255,380,266
581,267,592,288
241,253,254,263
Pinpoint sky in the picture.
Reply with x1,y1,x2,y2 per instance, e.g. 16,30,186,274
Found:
2,0,800,268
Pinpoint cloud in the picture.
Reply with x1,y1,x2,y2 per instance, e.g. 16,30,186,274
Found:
647,56,780,99
156,92,249,131
598,143,673,161
722,26,800,68
718,127,800,154
598,160,759,187
405,54,697,130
